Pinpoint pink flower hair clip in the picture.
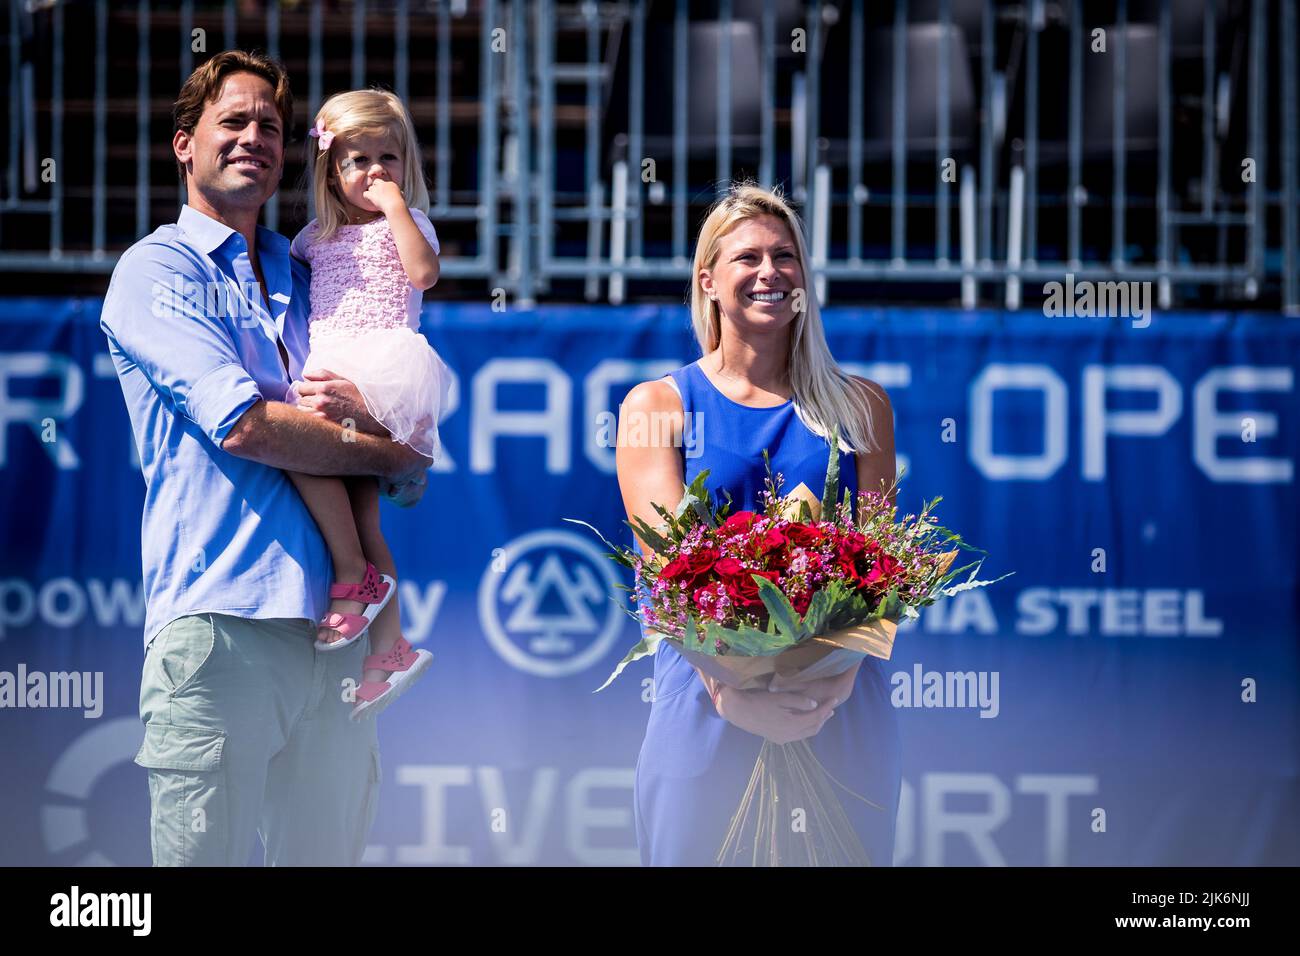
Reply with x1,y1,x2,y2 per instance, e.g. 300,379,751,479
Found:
308,124,334,151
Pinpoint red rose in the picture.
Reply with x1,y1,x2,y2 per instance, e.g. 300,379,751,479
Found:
658,555,693,582
862,552,905,593
836,532,868,560
791,588,813,615
719,564,780,608
714,556,745,578
721,511,760,535
785,524,823,548
660,546,719,588
835,552,864,588
758,526,788,555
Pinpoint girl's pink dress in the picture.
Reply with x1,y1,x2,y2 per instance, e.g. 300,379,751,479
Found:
288,208,451,460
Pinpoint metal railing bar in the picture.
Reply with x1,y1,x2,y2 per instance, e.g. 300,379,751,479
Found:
136,0,150,238
628,0,644,261
92,0,106,256
265,0,281,232
717,0,732,196
937,0,951,264
1283,0,1298,311
353,0,366,89
805,1,822,213
480,0,499,274
1026,0,1040,264
536,0,554,269
513,0,533,302
672,0,687,263
396,0,410,104
52,0,65,256
308,0,322,220
1202,0,1217,219
979,0,993,265
223,0,235,48
759,0,775,189
1067,0,1082,267
436,0,451,212
178,0,192,212
585,0,601,270
1112,0,1127,269
849,0,864,262
1156,0,1171,305
1247,0,1264,298
891,0,906,263
528,258,1259,282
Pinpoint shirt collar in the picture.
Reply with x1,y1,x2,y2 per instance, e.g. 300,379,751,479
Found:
177,203,238,254
175,204,291,261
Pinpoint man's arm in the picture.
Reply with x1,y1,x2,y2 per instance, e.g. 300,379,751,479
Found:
222,398,429,482
292,369,389,436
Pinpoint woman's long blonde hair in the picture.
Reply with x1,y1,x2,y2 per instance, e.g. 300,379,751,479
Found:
308,88,430,242
689,182,882,454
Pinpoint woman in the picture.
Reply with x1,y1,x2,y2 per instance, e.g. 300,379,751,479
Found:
616,183,902,866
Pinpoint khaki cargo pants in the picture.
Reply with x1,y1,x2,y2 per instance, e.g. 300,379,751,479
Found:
135,613,381,866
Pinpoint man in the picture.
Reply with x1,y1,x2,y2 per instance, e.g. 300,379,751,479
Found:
100,50,429,865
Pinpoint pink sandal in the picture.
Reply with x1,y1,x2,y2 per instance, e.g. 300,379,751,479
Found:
314,562,396,651
349,637,433,721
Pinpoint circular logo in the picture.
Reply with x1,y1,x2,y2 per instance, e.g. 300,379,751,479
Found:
478,529,625,677
40,716,142,866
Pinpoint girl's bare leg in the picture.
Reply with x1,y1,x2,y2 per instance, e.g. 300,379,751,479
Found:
287,471,371,644
347,477,403,684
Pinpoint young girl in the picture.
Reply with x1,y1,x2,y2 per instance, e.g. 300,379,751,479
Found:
286,88,449,720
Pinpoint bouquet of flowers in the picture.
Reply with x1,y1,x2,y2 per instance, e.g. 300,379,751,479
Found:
569,428,1010,866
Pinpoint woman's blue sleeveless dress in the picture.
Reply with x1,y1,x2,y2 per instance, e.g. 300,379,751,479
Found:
633,360,902,866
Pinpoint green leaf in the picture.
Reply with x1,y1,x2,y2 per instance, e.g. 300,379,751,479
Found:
826,585,873,630
723,622,795,656
562,517,621,554
649,499,678,527
625,515,673,555
700,620,730,656
682,469,714,514
689,496,718,529
717,488,734,520
938,559,1016,598
756,576,803,641
800,588,832,636
682,616,706,653
594,631,663,693
562,518,638,569
877,585,902,621
820,423,841,519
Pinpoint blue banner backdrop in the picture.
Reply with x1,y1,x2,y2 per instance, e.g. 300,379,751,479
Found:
0,299,1296,866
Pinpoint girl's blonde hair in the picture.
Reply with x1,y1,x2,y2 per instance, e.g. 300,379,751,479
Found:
689,182,882,454
308,88,429,241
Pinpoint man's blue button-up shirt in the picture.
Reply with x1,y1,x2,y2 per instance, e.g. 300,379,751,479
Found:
101,204,330,648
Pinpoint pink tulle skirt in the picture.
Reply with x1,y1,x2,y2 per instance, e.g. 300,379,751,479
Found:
288,327,451,461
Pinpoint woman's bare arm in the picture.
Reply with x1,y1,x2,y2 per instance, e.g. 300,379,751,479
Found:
615,379,687,553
